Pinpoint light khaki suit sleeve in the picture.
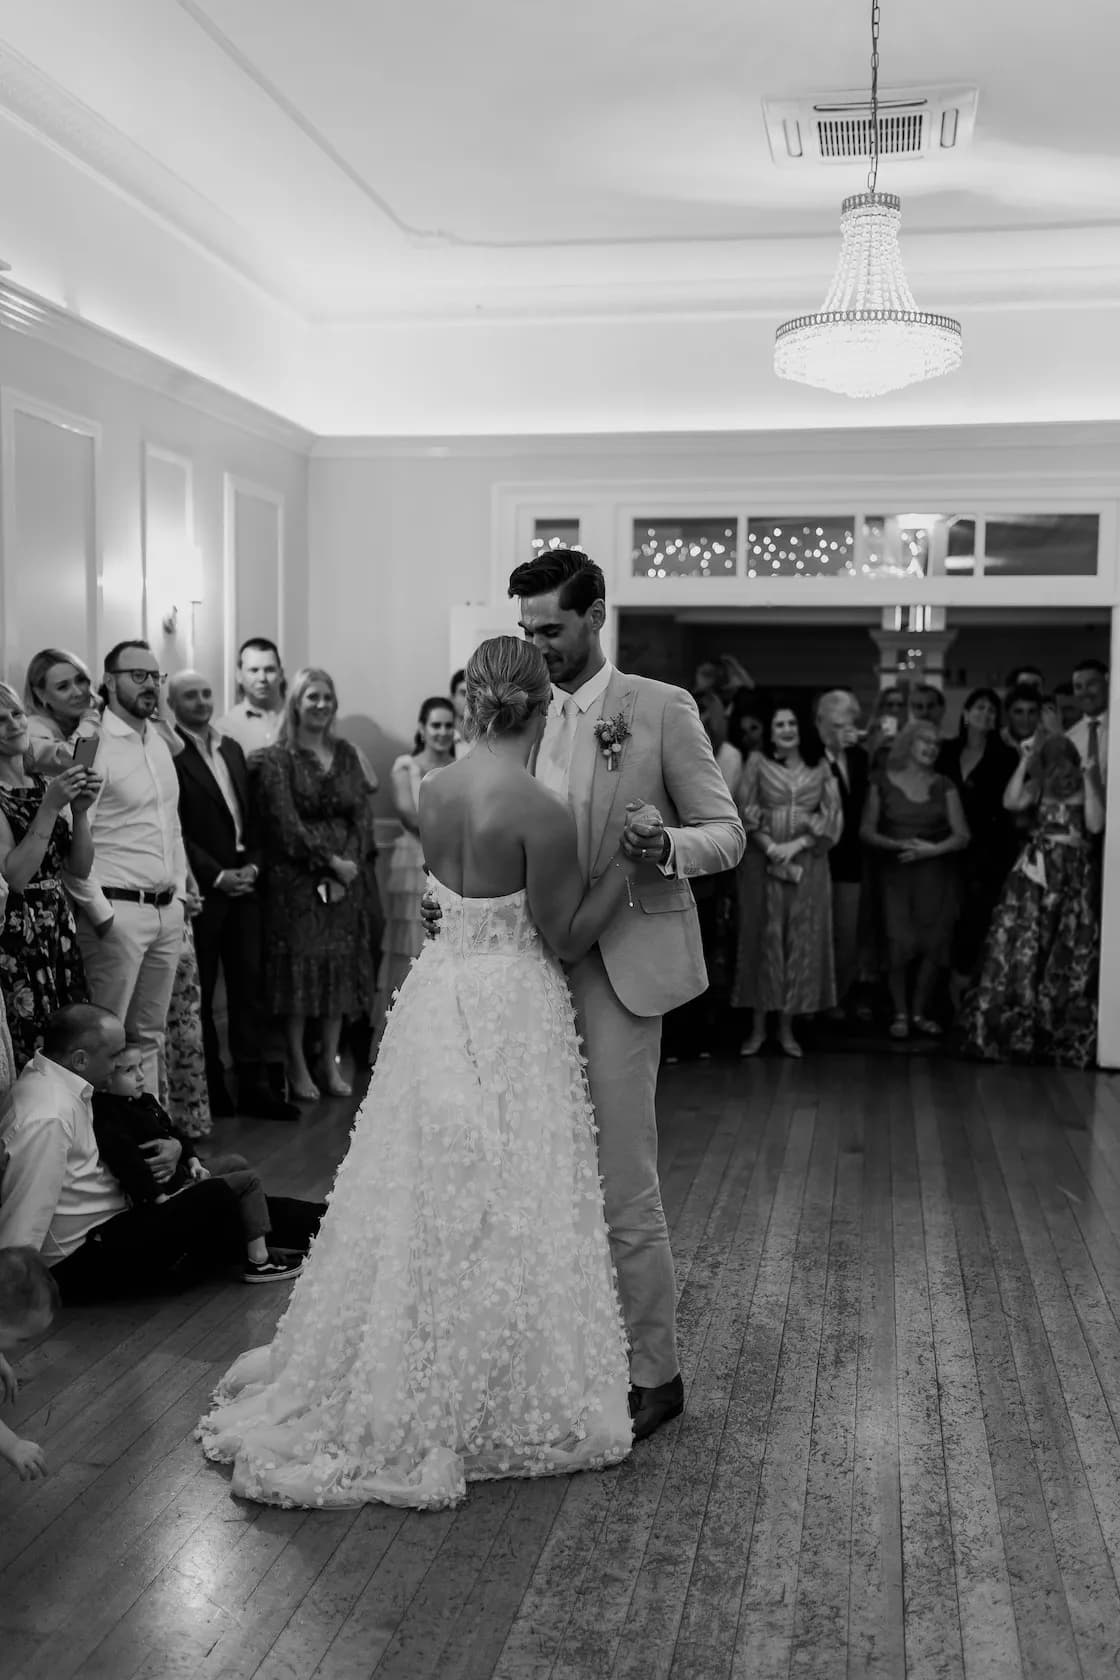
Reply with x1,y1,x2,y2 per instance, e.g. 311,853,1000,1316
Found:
660,688,746,878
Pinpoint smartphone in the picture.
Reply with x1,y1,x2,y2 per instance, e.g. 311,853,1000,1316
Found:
72,734,100,770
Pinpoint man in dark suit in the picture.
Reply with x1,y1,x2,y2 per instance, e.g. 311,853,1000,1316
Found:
167,671,296,1122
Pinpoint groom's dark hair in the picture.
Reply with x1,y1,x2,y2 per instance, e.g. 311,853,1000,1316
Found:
508,550,605,615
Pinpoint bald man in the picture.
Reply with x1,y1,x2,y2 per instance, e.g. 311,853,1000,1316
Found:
168,672,295,1123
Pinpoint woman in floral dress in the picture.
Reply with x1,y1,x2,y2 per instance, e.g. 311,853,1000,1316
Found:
732,701,841,1059
963,733,1103,1068
0,682,93,1068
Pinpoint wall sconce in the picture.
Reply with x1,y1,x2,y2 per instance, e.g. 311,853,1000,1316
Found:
161,544,205,657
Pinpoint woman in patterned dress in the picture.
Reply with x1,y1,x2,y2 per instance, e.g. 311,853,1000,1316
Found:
251,668,375,1102
962,733,1103,1068
0,682,93,1068
732,701,842,1059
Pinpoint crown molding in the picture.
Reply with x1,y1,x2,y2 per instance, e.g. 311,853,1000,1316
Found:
0,281,313,452
311,421,1120,462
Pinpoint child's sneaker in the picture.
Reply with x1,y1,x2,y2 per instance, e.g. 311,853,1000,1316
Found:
243,1251,304,1285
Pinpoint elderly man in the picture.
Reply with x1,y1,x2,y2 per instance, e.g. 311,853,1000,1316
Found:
168,670,295,1122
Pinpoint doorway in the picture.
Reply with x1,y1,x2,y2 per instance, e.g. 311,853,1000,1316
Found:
617,604,1111,1062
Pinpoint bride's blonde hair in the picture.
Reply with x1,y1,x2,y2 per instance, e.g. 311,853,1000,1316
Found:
466,637,550,740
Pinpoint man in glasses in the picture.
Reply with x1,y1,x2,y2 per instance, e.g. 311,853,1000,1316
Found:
63,640,188,1096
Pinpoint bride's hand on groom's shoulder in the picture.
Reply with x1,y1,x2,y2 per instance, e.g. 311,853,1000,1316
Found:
420,890,442,940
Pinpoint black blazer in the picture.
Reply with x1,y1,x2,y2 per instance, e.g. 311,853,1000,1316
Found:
174,728,257,891
91,1091,195,1206
824,744,870,883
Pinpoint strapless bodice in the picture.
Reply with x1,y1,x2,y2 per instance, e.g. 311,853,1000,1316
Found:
427,879,542,959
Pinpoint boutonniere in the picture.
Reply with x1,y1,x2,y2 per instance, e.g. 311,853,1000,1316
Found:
594,712,631,771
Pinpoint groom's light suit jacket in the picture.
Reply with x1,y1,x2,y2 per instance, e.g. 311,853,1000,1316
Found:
566,668,745,1018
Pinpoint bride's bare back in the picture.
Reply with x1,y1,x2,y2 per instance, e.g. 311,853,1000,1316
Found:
419,748,631,962
420,752,552,899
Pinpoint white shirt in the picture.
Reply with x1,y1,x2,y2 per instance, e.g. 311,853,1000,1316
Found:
63,707,188,926
1067,713,1108,788
0,1053,127,1262
179,723,246,850
215,700,284,756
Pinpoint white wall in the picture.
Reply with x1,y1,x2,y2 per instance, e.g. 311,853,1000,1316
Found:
0,318,311,707
308,421,1120,752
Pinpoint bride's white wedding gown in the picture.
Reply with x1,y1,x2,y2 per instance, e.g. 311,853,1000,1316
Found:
198,881,632,1510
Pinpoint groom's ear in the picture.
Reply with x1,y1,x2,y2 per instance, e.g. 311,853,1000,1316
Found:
586,599,606,634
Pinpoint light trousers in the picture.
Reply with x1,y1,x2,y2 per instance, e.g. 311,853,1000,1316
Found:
76,898,185,1093
567,946,678,1388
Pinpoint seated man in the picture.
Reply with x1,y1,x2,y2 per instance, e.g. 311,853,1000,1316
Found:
0,1004,323,1301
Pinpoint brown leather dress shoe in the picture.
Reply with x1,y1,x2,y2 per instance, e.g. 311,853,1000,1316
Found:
629,1373,685,1441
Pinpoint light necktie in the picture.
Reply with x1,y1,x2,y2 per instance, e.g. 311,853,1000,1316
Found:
537,694,579,799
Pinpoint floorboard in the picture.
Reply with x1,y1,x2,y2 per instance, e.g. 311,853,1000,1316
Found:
4,1054,1120,1679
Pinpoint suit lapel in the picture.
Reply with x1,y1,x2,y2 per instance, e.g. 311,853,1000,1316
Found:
220,737,249,816
177,730,229,815
588,672,639,876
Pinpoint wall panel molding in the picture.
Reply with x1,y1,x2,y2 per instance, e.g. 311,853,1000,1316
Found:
222,474,285,712
0,386,101,691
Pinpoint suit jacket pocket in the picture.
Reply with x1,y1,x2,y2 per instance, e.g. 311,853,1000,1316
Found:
636,884,693,916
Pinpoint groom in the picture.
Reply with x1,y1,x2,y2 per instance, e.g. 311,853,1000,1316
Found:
510,549,744,1439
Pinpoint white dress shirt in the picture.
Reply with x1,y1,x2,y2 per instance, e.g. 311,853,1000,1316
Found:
63,707,188,926
0,1053,127,1262
1067,713,1108,788
214,701,284,756
179,723,246,850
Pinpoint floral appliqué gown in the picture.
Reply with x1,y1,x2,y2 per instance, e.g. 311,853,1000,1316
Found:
198,880,632,1509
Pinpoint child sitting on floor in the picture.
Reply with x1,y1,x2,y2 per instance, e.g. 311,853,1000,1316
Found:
92,1045,303,1285
0,1245,58,1480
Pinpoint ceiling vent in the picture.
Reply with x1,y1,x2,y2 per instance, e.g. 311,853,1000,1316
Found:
762,85,978,168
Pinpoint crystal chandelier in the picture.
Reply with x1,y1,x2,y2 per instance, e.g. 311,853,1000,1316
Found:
773,1,962,398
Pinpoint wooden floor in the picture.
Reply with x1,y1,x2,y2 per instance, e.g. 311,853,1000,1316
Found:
3,1051,1120,1680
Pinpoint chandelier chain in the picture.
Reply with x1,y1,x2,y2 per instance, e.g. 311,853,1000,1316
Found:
867,0,881,194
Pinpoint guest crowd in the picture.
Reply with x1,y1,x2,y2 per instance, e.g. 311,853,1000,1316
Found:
0,620,1110,1479
667,654,1108,1070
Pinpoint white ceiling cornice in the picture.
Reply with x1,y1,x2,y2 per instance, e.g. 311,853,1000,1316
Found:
0,280,313,451
311,421,1120,461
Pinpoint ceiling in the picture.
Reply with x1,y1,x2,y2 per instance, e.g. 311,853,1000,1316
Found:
0,0,1117,432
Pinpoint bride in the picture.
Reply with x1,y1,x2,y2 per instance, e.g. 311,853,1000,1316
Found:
198,636,637,1509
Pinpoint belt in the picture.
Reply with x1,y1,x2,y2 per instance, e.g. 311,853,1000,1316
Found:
102,887,176,908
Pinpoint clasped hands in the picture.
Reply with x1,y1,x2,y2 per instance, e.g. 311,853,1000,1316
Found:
619,801,670,868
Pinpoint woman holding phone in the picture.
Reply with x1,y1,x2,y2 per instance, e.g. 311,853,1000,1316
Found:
23,647,102,774
0,681,97,1068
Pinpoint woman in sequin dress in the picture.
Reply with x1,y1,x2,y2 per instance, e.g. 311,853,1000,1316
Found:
860,720,970,1040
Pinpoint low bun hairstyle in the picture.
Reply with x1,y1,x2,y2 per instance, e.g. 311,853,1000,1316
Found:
466,637,551,740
